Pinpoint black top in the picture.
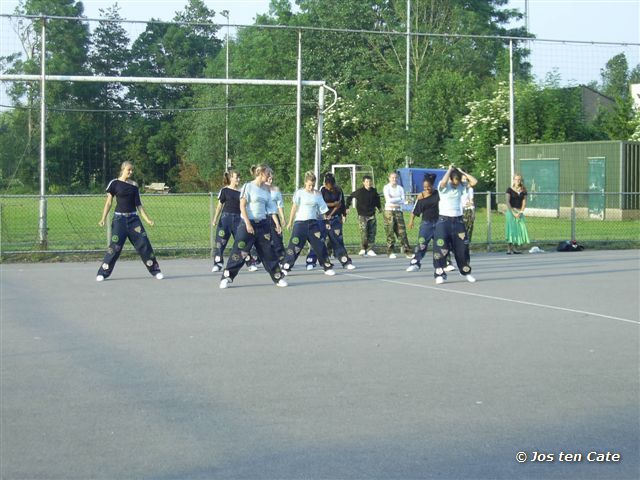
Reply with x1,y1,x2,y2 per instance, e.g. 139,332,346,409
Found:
346,187,381,216
106,179,142,213
321,186,346,217
218,187,241,214
412,191,440,222
506,187,527,210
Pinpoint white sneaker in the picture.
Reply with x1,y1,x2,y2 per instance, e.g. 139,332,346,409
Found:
388,253,397,259
211,264,221,272
306,264,315,271
406,265,419,272
444,264,456,272
219,278,231,289
465,274,476,283
247,265,258,272
96,275,105,282
155,272,164,280
276,279,288,287
324,269,336,276
366,250,377,257
358,249,367,256
345,263,356,270
435,276,445,285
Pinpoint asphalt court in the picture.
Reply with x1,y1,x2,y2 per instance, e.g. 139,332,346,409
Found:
1,249,638,479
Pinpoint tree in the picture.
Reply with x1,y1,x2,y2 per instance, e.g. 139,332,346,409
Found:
88,4,131,185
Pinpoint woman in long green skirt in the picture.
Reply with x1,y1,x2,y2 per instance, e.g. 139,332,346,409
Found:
505,174,530,254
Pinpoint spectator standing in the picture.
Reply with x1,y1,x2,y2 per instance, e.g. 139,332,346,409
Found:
346,175,382,256
383,172,412,259
505,174,530,254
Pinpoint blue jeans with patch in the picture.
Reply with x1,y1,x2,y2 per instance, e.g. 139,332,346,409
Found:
98,214,160,278
222,219,284,284
213,212,242,267
433,215,471,278
306,216,352,267
282,220,333,272
408,220,436,268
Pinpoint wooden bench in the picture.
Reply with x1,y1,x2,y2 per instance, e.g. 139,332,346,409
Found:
144,182,170,194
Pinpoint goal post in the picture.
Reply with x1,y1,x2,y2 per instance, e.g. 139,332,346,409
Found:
0,72,337,245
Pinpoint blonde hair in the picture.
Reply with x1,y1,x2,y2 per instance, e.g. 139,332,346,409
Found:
250,164,271,178
512,174,527,192
304,170,316,184
119,161,133,175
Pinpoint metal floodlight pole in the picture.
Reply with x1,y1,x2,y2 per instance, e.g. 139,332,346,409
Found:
295,30,303,190
314,85,325,187
405,0,411,168
38,17,47,247
509,39,515,179
221,10,230,171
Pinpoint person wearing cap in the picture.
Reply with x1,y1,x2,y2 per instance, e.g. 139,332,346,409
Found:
219,164,287,289
406,176,439,272
96,161,163,282
345,175,382,256
383,172,412,259
433,164,478,284
304,172,356,271
281,171,336,276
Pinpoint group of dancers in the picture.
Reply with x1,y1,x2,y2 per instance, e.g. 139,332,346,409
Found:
96,161,530,287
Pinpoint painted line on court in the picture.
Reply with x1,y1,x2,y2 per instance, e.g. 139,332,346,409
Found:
345,273,640,326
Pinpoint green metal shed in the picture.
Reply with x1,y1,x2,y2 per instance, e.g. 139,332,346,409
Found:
496,141,640,220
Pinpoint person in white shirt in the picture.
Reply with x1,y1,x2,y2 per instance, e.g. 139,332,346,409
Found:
433,165,478,285
382,172,411,258
281,171,336,276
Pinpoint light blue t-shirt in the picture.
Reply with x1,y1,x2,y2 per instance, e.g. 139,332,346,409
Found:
293,188,329,221
438,183,465,217
240,182,276,220
267,189,284,215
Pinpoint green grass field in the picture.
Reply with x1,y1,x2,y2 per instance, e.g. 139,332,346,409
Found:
1,194,639,256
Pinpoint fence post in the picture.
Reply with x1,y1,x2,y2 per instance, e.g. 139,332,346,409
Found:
571,192,576,242
209,192,215,256
486,191,492,252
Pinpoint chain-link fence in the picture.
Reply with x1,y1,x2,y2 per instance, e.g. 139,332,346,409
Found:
1,192,638,258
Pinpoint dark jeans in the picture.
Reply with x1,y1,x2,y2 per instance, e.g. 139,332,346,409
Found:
221,219,284,284
433,215,471,278
306,216,352,267
213,212,242,267
283,220,333,272
269,216,285,262
408,220,436,268
98,214,160,278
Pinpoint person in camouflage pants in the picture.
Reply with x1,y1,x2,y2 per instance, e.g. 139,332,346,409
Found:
383,172,411,258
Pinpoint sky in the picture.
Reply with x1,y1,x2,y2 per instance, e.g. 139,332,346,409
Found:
1,0,639,85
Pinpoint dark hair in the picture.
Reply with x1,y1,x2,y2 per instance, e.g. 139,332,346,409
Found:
222,168,239,186
362,175,372,182
424,173,437,185
450,168,462,182
323,172,336,186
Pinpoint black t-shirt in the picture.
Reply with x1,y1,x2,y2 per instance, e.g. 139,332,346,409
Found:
506,187,527,209
412,191,439,222
321,186,346,217
346,187,381,216
218,187,241,214
106,179,142,213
